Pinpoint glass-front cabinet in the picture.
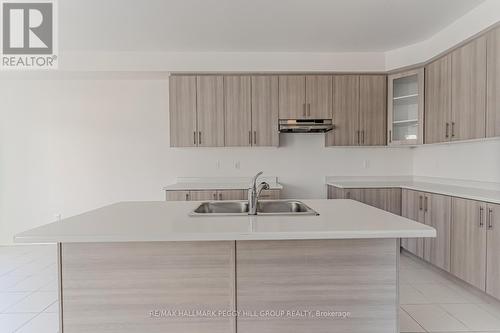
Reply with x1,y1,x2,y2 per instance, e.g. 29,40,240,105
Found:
387,68,424,145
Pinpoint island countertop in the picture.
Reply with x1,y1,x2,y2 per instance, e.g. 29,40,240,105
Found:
14,199,436,243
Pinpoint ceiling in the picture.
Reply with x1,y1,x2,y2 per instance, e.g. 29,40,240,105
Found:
60,0,486,52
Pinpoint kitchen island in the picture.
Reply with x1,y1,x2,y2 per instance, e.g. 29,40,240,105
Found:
15,199,435,333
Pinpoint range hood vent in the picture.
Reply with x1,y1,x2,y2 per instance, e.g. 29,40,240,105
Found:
279,119,333,133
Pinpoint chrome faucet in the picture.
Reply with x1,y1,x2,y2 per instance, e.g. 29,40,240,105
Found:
248,171,270,215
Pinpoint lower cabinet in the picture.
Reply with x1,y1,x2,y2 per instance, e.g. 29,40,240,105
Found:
451,197,488,291
327,186,401,215
401,189,425,259
166,189,280,201
486,203,500,299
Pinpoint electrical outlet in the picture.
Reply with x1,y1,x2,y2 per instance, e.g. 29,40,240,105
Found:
216,160,221,169
234,161,240,169
363,160,370,169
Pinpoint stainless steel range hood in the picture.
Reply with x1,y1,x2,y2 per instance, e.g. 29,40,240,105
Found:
278,119,333,133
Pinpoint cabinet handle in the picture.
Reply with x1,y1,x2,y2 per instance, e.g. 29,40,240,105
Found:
185,193,190,201
357,130,360,145
303,103,306,117
389,130,392,143
451,122,455,138
253,131,257,145
213,192,217,200
219,193,222,200
307,103,311,117
445,123,449,138
361,130,365,145
419,196,423,210
249,131,252,145
424,196,428,212
346,191,351,199
488,208,493,229
193,131,197,145
198,131,202,145
479,206,484,227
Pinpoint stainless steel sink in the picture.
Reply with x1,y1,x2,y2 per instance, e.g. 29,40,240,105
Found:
190,200,318,216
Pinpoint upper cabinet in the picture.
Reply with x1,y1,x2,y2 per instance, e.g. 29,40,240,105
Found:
251,76,279,147
169,76,197,147
326,75,386,146
425,55,452,144
224,76,252,147
388,69,424,145
487,26,500,138
425,37,487,144
450,36,487,141
279,75,332,119
196,76,225,147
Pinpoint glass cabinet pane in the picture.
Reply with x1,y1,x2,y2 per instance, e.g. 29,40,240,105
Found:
390,72,421,144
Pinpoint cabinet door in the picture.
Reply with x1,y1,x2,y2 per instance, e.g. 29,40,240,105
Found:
169,76,197,147
401,189,425,258
305,75,332,119
425,55,452,144
343,188,364,202
360,188,401,215
224,76,251,146
278,76,306,119
487,27,500,138
359,75,387,146
451,197,487,290
423,193,452,272
451,36,487,141
251,76,279,147
325,75,359,146
327,185,345,199
165,190,191,201
218,190,246,201
486,203,500,299
196,76,224,147
190,190,218,201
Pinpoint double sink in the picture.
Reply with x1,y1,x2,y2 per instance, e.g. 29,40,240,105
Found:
191,200,319,216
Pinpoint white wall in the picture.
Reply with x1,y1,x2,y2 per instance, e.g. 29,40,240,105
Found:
412,139,500,184
0,78,413,244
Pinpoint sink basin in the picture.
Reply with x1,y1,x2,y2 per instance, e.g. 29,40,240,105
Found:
190,200,318,216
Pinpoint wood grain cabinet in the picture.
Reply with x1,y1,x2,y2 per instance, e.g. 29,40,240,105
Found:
326,75,387,146
425,37,487,143
451,197,487,290
279,75,332,119
401,189,425,259
327,186,400,215
169,75,224,147
487,26,500,138
165,189,280,201
251,76,279,146
486,203,500,299
224,76,252,146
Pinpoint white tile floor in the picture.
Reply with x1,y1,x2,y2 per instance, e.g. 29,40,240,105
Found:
1,244,500,333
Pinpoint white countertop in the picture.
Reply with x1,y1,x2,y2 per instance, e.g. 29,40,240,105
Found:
164,176,283,191
326,178,500,204
14,199,435,243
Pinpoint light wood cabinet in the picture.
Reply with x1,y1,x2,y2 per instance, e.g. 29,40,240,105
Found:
486,203,500,299
258,189,281,200
327,186,400,215
425,55,452,144
305,75,332,119
279,75,332,119
423,193,451,272
169,76,197,147
359,75,387,146
218,190,246,201
165,190,191,201
166,189,276,201
251,76,279,146
190,190,219,201
224,76,251,146
326,75,360,146
401,189,425,258
197,76,224,147
387,69,424,145
325,75,387,146
278,75,306,119
451,197,487,290
487,27,500,138
450,36,487,141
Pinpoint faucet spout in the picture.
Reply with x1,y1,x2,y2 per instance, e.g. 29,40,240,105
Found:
248,172,269,215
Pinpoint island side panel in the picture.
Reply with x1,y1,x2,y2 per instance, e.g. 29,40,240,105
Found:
236,239,399,333
60,241,236,333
